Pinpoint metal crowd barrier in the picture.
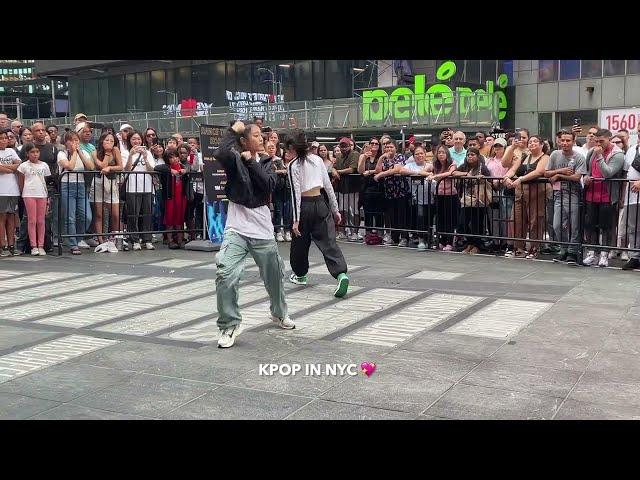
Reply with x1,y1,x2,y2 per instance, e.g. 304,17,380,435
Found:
56,170,204,256
55,169,640,260
303,174,640,257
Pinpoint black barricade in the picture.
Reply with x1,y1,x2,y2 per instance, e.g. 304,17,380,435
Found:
56,170,204,255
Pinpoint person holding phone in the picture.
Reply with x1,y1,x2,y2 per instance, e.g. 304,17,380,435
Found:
124,130,156,250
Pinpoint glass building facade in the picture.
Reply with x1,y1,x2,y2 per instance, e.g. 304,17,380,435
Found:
61,60,372,115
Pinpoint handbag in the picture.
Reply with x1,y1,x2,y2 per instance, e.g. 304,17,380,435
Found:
119,153,143,199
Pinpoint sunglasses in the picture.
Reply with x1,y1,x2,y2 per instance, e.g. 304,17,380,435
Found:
370,142,380,146
611,140,623,144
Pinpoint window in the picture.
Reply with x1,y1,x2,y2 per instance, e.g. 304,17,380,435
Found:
150,70,165,110
191,64,210,102
462,60,481,84
604,60,625,76
558,110,598,132
628,60,640,74
313,60,325,99
108,75,125,113
177,67,191,102
98,78,108,114
125,73,136,110
225,61,236,94
559,60,580,80
136,71,150,111
538,112,553,142
209,61,227,107
539,60,558,82
581,60,602,78
235,63,251,93
294,61,312,101
482,60,497,83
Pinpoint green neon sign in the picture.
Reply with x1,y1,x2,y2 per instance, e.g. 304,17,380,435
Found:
362,61,509,123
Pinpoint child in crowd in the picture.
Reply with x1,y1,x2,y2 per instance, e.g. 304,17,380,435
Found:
155,149,187,249
17,143,51,256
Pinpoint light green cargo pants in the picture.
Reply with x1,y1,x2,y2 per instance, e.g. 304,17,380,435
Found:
215,231,288,330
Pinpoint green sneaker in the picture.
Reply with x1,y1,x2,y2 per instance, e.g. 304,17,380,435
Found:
289,273,307,285
334,273,349,298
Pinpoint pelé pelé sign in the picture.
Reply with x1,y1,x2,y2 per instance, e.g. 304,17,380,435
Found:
362,61,509,123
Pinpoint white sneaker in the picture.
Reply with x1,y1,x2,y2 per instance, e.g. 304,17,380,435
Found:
336,232,348,240
583,251,597,266
598,251,609,268
608,250,617,260
77,240,90,249
276,231,285,242
132,242,142,251
38,248,47,256
398,238,408,247
417,241,427,251
271,314,295,330
107,241,119,253
31,248,39,256
621,251,630,261
383,238,397,246
284,231,292,242
348,233,360,242
382,233,391,243
217,325,241,348
144,242,155,250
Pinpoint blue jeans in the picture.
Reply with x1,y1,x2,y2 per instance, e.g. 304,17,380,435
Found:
272,188,292,231
61,182,92,248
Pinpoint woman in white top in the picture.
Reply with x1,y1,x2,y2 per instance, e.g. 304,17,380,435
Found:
286,129,349,298
57,131,95,254
124,130,156,250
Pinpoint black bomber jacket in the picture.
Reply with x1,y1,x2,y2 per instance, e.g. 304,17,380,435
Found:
215,128,277,208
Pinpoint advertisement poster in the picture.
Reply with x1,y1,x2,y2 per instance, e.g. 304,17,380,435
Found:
200,124,228,243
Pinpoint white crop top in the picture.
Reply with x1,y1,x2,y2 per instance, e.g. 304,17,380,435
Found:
288,153,339,223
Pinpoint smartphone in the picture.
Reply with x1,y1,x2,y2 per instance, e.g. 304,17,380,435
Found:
573,118,581,126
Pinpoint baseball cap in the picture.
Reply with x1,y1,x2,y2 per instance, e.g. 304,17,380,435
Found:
408,135,416,145
494,138,508,147
338,137,351,145
74,113,88,122
120,123,133,131
310,141,319,148
74,122,88,133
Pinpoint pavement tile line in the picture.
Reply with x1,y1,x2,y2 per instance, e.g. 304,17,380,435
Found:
7,276,206,324
0,335,120,385
0,274,143,311
338,293,486,348
1,272,93,296
153,283,327,341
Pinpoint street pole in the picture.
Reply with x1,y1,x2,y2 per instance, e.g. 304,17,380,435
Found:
51,80,56,117
173,91,178,133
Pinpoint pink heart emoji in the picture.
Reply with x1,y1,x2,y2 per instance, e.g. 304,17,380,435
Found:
360,362,376,377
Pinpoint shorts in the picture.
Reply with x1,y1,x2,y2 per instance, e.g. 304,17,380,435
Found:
90,177,120,204
0,196,19,214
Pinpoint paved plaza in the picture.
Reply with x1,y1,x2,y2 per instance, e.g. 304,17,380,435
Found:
0,242,639,420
